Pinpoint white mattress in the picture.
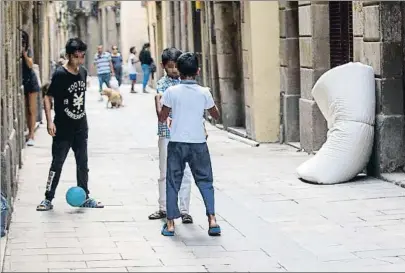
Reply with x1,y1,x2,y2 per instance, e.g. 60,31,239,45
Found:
297,62,376,184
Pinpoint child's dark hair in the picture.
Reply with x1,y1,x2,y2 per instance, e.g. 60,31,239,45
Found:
161,48,183,66
65,38,87,55
130,46,135,54
176,52,199,77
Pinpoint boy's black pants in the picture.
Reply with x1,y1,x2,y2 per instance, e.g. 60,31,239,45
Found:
45,129,89,201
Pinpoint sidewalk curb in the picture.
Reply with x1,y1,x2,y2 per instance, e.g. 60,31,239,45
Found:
227,133,260,147
0,234,8,272
380,173,405,188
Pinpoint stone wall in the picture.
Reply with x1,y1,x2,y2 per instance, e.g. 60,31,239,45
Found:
298,1,329,152
356,2,405,175
279,1,300,143
0,1,26,225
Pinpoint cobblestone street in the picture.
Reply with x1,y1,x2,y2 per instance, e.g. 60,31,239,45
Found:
2,80,405,272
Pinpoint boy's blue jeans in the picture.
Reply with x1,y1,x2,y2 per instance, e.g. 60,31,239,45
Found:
166,142,215,220
141,64,150,90
98,73,111,92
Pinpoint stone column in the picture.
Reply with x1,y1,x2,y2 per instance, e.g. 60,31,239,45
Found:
174,2,181,48
298,1,329,152
360,2,405,174
242,1,281,142
279,1,300,143
180,1,187,50
98,7,103,45
101,7,108,48
213,2,244,129
106,6,117,49
352,2,363,62
87,15,99,75
206,3,221,119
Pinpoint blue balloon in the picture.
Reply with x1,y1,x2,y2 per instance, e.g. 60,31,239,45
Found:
66,187,86,207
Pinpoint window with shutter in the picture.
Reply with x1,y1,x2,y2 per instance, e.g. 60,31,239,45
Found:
329,1,353,68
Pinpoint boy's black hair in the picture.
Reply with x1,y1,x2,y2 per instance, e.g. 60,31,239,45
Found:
161,47,183,66
130,46,135,54
176,52,199,77
65,38,87,55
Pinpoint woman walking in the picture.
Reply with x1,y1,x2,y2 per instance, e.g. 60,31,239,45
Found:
111,45,123,86
139,43,154,93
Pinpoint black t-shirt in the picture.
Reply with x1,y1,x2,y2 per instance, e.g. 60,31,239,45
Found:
139,50,153,65
47,66,88,136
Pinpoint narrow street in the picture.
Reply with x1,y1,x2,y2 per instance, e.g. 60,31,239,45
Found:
2,80,405,272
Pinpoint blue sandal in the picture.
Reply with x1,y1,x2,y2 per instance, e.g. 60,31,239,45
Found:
161,223,175,236
36,200,53,211
208,225,221,236
80,198,104,208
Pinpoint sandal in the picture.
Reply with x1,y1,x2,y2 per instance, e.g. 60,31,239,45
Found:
181,214,193,224
36,200,53,211
148,210,166,220
208,225,221,236
80,198,104,208
161,223,175,236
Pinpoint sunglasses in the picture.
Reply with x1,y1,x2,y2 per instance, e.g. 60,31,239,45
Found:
113,48,118,50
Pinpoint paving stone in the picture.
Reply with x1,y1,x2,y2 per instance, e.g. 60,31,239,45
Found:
47,253,122,262
49,268,128,272
4,80,405,271
87,259,163,268
126,265,207,272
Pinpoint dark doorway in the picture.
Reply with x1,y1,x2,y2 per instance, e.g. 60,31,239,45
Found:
329,1,353,68
192,1,203,84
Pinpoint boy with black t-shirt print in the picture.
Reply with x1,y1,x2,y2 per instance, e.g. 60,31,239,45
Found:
36,38,104,211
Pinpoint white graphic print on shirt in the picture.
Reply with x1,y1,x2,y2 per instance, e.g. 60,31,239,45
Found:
64,80,86,120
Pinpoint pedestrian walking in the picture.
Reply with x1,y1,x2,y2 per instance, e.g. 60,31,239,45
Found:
94,45,114,101
139,42,154,93
111,45,123,86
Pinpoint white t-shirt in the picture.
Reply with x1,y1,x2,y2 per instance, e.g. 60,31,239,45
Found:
127,53,137,75
161,83,215,143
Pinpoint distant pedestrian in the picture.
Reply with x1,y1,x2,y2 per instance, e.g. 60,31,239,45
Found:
111,45,123,86
127,46,139,93
157,52,221,237
94,45,114,101
139,42,154,93
21,30,40,147
36,38,104,211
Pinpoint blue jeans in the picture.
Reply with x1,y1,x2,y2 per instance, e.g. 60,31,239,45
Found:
98,73,111,92
113,67,122,86
166,142,215,220
141,64,150,90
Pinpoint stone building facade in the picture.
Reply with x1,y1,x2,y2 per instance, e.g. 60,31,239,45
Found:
1,1,25,209
145,1,281,142
1,0,69,227
145,0,404,177
66,1,122,76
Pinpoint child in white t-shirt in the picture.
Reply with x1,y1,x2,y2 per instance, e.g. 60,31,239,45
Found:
128,46,139,93
157,52,221,237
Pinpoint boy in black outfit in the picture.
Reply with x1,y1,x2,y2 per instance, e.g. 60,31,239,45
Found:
36,38,103,211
